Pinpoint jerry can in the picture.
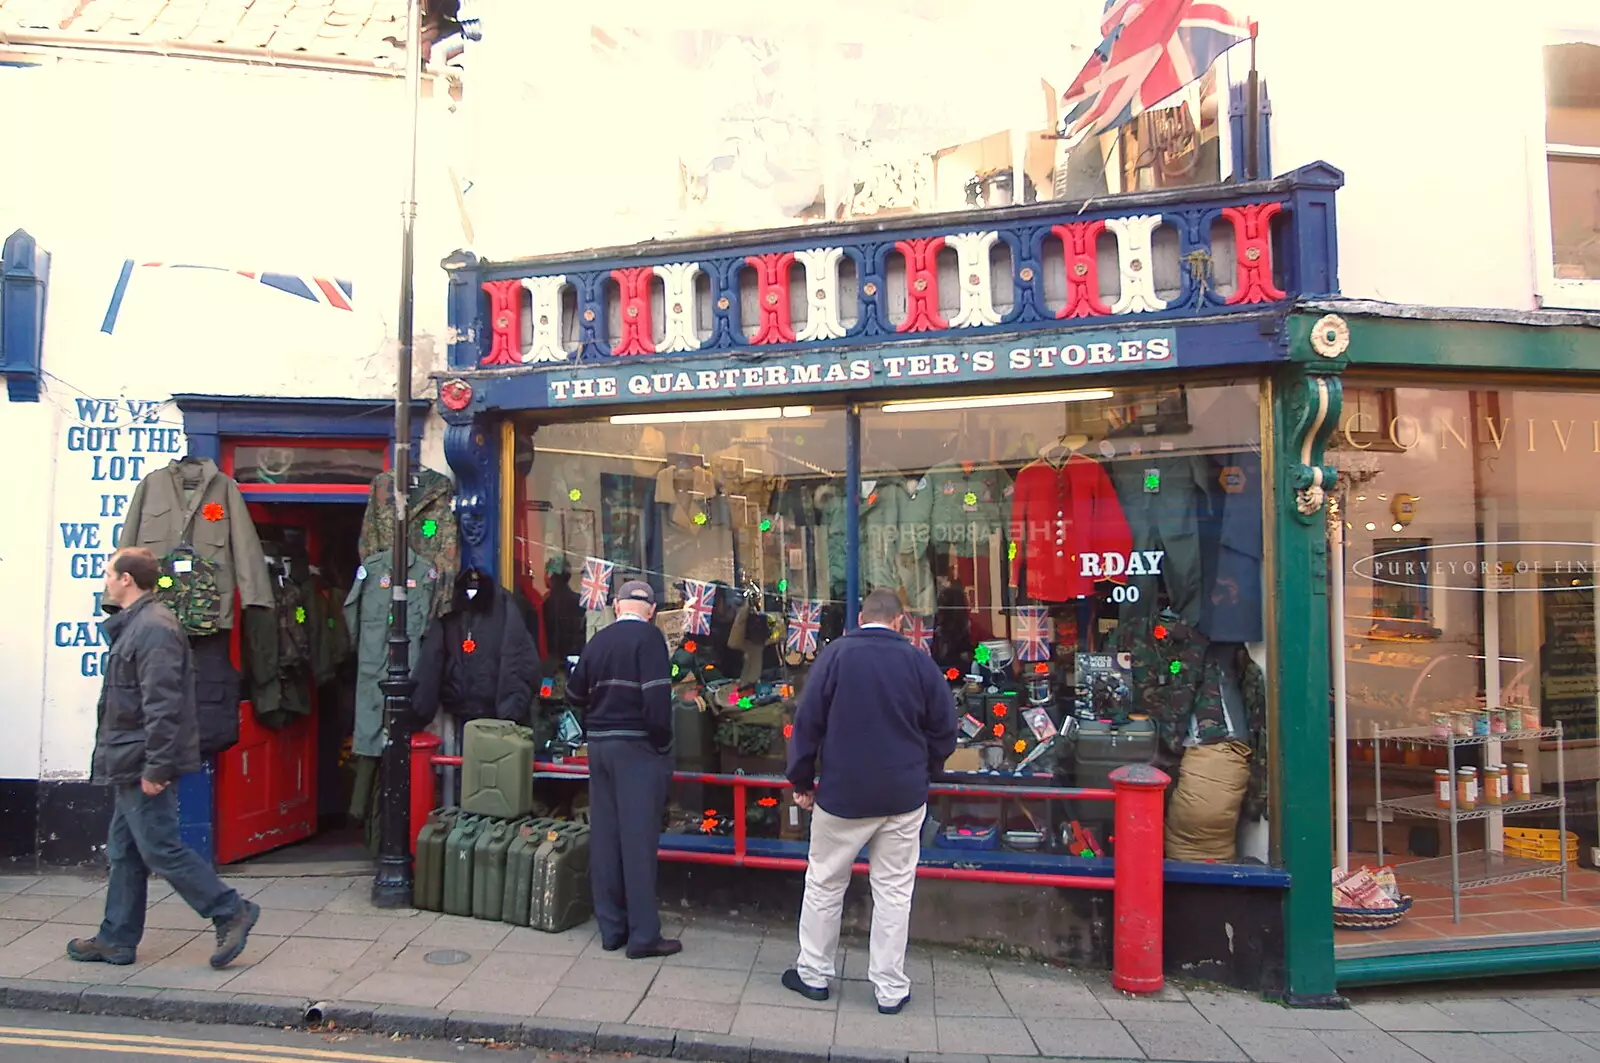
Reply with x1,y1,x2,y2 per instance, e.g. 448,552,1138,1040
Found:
461,719,537,819
443,814,488,917
413,808,459,913
471,817,526,922
530,823,594,933
501,817,557,926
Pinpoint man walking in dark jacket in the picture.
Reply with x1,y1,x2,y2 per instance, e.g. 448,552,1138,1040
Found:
566,580,680,959
782,589,957,1013
68,548,261,969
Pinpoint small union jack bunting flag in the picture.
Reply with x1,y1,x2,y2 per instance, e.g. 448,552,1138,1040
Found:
579,556,614,612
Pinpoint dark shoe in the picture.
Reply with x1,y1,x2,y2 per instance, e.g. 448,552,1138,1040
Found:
878,993,911,1015
210,900,261,969
626,938,682,960
601,939,626,952
66,937,135,966
782,968,829,1002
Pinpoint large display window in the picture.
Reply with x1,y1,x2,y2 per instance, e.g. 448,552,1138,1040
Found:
508,379,1271,865
1331,381,1600,947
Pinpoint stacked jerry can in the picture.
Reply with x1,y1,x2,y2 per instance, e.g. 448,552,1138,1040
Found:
414,720,594,933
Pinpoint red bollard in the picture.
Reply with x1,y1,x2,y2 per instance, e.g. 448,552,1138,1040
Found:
409,731,443,856
1109,763,1171,994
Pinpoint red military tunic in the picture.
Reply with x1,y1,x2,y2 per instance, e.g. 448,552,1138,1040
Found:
1008,455,1133,602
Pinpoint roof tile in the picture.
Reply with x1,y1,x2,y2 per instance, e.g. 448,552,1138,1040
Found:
0,0,409,62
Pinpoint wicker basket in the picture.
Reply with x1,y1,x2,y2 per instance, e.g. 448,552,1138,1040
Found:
1332,894,1413,931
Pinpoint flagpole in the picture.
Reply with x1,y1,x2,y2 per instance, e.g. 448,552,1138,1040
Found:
1245,21,1260,180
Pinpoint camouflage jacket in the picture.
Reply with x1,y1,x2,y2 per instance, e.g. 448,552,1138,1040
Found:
359,468,459,619
1114,616,1268,821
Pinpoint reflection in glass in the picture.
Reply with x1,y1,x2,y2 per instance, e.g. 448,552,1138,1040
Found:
231,445,385,485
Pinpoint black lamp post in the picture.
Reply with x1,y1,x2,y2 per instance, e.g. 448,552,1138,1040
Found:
372,0,479,909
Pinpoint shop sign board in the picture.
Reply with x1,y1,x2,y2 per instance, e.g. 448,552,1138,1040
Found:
535,327,1179,407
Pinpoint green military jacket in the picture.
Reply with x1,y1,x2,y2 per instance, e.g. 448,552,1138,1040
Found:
926,461,1008,556
344,551,437,757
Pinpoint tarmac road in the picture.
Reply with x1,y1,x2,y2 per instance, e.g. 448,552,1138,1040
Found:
0,1009,609,1062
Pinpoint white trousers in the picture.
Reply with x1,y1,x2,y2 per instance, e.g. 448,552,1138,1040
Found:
795,804,925,1007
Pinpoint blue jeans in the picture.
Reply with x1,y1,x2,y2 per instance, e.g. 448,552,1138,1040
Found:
99,784,241,950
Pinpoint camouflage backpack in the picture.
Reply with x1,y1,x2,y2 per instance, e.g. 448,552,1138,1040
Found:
155,543,223,637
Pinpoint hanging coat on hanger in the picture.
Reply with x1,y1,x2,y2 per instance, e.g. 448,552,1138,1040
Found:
414,572,540,725
1008,454,1132,602
344,550,436,757
359,467,459,619
119,457,273,631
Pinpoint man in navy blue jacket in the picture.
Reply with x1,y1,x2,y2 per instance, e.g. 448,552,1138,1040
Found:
567,580,680,959
782,588,957,1013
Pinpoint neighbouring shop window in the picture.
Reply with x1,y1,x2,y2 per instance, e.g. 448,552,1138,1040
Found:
231,444,386,485
512,407,848,843
1545,40,1600,283
857,380,1268,865
1331,382,1600,946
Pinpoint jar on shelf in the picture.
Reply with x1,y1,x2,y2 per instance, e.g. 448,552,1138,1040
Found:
1471,710,1491,737
1482,765,1503,805
1451,711,1473,737
1403,741,1422,767
1521,706,1541,732
1456,766,1478,810
1511,762,1532,800
1490,708,1509,735
1433,768,1452,808
1430,711,1451,737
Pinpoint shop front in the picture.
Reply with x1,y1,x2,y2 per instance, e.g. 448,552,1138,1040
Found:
1287,305,1600,989
431,164,1345,994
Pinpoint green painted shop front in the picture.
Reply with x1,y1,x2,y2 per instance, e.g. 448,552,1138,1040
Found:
1276,305,1600,995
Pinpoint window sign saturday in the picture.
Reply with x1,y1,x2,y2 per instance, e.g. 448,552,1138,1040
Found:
542,330,1178,405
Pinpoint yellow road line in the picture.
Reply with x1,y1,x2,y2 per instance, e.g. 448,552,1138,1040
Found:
0,1035,371,1062
0,1027,444,1062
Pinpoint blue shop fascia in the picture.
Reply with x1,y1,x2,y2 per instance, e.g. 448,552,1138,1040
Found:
433,163,1347,996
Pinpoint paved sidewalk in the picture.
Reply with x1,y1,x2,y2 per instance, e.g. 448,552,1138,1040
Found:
3,872,1600,1063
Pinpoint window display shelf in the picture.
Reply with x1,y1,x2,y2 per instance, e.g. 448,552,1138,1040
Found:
1396,850,1567,891
1374,720,1566,922
1375,725,1560,748
1378,792,1565,823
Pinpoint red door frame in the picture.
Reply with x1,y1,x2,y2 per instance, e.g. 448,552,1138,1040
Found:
211,438,383,864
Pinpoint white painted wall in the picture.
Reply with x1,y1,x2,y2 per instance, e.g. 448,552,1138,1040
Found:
0,56,459,782
1254,0,1596,312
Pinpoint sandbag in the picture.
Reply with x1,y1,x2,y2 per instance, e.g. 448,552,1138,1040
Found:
1164,741,1250,862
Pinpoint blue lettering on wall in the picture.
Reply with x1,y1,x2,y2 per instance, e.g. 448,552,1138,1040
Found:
54,396,173,687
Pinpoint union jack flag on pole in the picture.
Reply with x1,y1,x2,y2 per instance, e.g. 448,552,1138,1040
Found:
905,615,934,654
579,557,614,612
1060,0,1254,144
682,579,716,636
1012,606,1053,663
786,600,822,656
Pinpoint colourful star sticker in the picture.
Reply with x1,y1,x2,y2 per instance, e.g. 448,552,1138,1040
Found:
1014,739,1028,754
974,643,991,664
294,606,306,624
693,512,708,525
759,519,772,532
963,491,978,506
777,579,788,593
462,638,477,654
1144,471,1161,491
568,488,582,502
157,575,174,589
1007,542,1018,561
421,518,438,539
1168,660,1183,676
201,502,225,522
